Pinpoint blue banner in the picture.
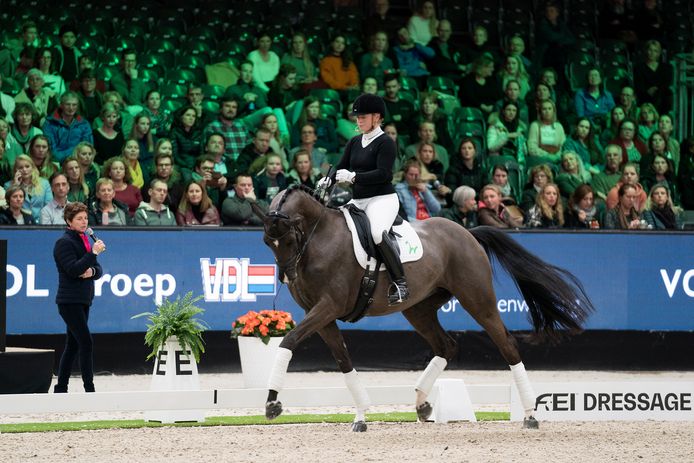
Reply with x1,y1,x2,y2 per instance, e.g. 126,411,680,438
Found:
1,229,692,334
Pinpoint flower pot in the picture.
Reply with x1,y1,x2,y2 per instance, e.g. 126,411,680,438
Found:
146,336,203,423
237,336,284,388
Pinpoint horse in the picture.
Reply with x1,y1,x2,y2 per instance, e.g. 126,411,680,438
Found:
252,184,593,432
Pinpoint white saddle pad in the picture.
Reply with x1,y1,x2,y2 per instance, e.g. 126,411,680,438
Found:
340,207,424,270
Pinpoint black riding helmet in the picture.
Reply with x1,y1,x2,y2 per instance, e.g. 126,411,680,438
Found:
351,93,386,118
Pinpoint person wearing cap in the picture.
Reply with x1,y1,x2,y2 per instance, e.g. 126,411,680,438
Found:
14,68,58,125
53,24,82,83
317,93,409,305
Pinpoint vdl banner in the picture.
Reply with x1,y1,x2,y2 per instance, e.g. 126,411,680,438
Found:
0,229,692,335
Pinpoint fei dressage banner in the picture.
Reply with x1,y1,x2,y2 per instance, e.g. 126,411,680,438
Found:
511,382,694,421
1,229,692,334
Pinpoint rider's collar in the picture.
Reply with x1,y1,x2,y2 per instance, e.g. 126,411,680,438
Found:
361,126,384,148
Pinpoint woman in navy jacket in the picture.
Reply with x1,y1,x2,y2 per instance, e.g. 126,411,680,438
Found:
53,202,106,393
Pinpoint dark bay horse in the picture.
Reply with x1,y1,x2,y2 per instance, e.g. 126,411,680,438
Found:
253,184,593,431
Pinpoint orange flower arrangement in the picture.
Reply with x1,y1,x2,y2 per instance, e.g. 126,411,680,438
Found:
231,310,296,345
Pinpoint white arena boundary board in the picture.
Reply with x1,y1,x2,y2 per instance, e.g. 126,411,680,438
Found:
0,384,508,415
4,382,692,422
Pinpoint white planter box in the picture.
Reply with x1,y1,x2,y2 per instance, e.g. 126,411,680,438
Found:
237,336,284,388
145,336,204,423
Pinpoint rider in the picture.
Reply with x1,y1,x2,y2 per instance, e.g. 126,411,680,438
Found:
318,93,409,305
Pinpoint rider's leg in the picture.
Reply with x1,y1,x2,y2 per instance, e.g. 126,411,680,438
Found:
376,232,409,304
362,193,399,245
363,193,409,304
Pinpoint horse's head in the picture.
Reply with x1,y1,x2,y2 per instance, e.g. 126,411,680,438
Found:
251,186,322,282
260,210,304,282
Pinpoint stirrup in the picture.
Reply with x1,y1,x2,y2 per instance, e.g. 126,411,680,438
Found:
387,279,409,305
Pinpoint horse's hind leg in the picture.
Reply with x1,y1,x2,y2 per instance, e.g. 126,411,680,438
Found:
401,290,458,422
317,321,370,432
455,280,539,429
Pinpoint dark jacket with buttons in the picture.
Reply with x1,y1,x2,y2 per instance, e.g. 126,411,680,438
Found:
53,230,103,305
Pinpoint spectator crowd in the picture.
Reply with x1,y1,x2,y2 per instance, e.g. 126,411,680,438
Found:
0,0,691,230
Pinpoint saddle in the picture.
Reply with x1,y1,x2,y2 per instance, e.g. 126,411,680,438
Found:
343,203,401,260
338,204,423,323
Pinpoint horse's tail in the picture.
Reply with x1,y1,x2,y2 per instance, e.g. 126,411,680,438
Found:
469,226,594,343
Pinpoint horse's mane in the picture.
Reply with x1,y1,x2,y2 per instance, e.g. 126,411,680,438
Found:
274,184,325,214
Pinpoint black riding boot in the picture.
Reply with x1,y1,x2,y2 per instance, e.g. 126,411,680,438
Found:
376,234,409,305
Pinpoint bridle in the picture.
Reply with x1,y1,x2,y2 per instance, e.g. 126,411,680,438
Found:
263,184,331,280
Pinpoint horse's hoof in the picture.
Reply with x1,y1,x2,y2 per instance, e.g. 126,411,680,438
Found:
265,400,283,420
416,401,432,422
523,416,539,429
351,420,367,432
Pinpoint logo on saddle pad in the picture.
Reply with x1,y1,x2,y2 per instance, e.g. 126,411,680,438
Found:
341,209,424,270
200,258,277,302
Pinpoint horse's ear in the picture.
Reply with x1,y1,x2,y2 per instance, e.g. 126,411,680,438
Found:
250,201,267,221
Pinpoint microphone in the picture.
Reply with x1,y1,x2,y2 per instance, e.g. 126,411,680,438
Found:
85,228,99,243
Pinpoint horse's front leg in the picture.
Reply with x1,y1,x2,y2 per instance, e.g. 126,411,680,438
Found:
265,303,336,420
317,321,370,432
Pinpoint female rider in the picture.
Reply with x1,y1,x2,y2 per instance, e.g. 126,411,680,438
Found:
318,94,408,305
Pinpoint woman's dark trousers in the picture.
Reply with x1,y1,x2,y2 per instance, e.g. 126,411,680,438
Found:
54,304,94,393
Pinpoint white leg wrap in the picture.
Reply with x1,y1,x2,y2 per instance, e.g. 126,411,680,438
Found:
344,369,370,422
414,356,448,397
510,361,536,417
267,347,293,392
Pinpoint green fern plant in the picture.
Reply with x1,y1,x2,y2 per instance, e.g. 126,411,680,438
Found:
131,292,209,362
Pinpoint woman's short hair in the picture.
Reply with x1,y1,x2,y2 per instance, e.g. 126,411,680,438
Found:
452,185,476,206
95,177,114,193
5,185,25,201
63,202,88,223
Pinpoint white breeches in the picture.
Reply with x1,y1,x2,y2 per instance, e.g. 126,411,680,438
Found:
348,193,399,244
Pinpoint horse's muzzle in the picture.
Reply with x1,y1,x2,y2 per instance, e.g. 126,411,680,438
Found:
279,265,297,283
